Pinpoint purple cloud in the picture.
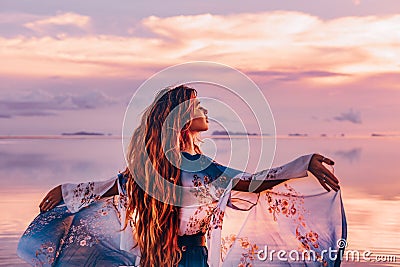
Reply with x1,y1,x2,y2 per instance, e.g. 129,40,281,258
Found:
0,90,117,119
333,108,362,124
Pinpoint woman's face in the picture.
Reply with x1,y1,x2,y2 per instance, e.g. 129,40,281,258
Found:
189,98,208,132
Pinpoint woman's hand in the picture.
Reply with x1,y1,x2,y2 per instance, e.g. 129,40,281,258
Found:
308,154,340,192
39,185,62,212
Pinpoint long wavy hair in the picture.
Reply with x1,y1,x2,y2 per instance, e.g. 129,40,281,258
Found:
122,85,200,266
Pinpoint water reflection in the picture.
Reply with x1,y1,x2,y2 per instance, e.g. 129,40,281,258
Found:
0,138,126,189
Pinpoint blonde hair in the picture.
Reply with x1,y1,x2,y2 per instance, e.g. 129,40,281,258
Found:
123,85,199,266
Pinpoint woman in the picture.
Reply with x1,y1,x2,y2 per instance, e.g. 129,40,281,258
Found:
18,85,345,266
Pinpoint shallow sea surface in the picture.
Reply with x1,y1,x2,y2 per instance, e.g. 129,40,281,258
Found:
0,136,399,266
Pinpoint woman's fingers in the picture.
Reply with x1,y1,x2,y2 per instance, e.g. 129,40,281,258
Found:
324,170,340,188
320,158,340,189
39,198,45,210
320,162,339,184
321,155,335,165
311,154,340,192
320,170,340,192
316,175,331,192
40,196,52,212
39,185,62,212
326,170,339,183
39,193,50,212
41,199,56,212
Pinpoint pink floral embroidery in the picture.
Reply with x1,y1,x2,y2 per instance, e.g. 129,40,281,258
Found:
61,198,115,251
207,206,225,239
212,207,224,230
221,234,259,266
243,166,284,181
185,172,229,234
265,183,325,263
190,173,228,205
185,204,215,235
221,234,236,261
32,241,56,266
71,182,102,210
265,183,305,221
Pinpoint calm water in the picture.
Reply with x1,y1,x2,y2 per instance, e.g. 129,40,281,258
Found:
0,136,399,266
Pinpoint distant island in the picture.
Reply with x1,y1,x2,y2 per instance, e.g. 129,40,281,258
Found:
211,130,258,136
61,131,106,136
288,133,308,137
371,133,399,137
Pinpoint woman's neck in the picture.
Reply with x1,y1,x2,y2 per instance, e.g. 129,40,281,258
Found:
181,133,197,155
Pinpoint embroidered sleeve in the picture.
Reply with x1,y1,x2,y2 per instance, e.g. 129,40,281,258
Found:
234,154,314,181
61,176,117,213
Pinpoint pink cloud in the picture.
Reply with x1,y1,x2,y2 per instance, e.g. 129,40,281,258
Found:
1,11,399,82
23,12,91,32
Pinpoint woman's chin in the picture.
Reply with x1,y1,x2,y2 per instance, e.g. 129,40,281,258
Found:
199,127,208,132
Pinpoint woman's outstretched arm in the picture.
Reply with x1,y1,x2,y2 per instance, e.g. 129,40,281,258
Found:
39,179,119,212
231,154,340,193
231,178,288,193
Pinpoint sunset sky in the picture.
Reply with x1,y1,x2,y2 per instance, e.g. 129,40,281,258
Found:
1,0,399,136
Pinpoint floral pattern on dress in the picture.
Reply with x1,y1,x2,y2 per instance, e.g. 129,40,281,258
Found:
113,192,127,221
221,234,259,266
241,166,284,181
189,174,228,205
70,182,102,210
189,174,213,205
211,175,229,199
294,227,327,265
265,183,305,222
61,198,116,250
265,183,327,264
184,173,228,235
208,206,225,238
23,208,68,237
32,241,57,266
190,174,229,205
184,203,215,235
